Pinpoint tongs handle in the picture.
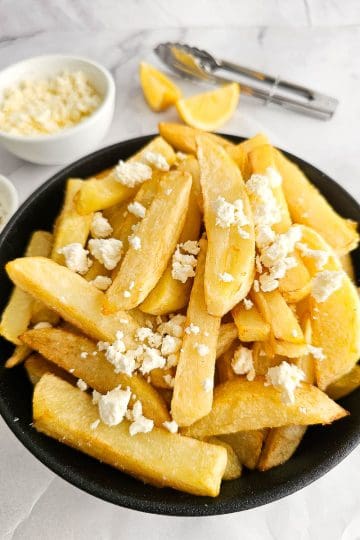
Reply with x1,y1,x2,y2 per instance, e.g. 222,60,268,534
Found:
217,59,338,120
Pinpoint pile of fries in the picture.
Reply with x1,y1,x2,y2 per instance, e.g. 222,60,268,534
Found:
1,123,360,498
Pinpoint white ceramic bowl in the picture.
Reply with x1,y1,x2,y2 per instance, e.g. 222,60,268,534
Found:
0,174,18,231
0,55,115,165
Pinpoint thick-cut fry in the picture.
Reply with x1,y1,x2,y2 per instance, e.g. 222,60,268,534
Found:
232,301,270,342
257,425,307,471
0,231,53,345
6,257,137,344
21,327,170,425
279,252,311,303
326,365,360,400
251,289,304,343
140,159,202,315
274,149,359,255
158,122,232,154
75,137,176,215
227,134,270,180
216,323,239,359
51,179,92,263
248,144,292,233
197,135,255,316
171,240,221,426
183,378,347,439
272,340,309,358
340,253,355,281
5,344,32,368
299,226,360,389
219,430,265,469
34,374,227,497
216,342,238,383
25,353,74,385
252,343,281,375
105,171,192,311
206,437,242,480
84,259,110,282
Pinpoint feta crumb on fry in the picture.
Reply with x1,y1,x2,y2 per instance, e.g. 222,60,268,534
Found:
163,419,178,433
90,275,112,291
218,272,234,283
90,212,113,238
88,238,123,270
311,270,344,302
231,345,255,381
114,160,152,187
265,361,305,405
127,201,146,218
142,151,170,171
57,243,92,275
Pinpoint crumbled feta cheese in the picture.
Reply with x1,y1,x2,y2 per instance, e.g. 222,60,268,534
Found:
176,152,187,161
76,378,88,391
0,70,101,136
97,341,110,352
90,275,112,291
265,361,305,404
202,378,213,392
102,332,138,376
158,314,186,338
246,173,282,247
128,400,154,436
92,389,101,404
80,351,88,359
166,354,179,368
88,238,122,270
33,321,52,329
291,329,298,338
58,243,92,275
140,346,166,374
163,420,178,433
311,270,344,302
123,290,131,298
296,242,329,270
253,279,260,292
165,188,173,195
114,160,152,187
255,255,263,273
69,368,75,373
231,345,255,380
119,318,129,324
127,201,146,218
299,407,307,414
90,212,113,238
142,151,170,171
243,298,253,310
90,419,100,430
161,335,182,356
218,272,234,283
308,344,326,361
128,234,141,250
172,241,200,283
195,343,209,357
213,196,250,236
129,280,135,290
185,323,200,335
97,386,131,426
163,373,175,387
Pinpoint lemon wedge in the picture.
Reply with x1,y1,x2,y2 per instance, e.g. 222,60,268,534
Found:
139,62,182,112
176,83,240,131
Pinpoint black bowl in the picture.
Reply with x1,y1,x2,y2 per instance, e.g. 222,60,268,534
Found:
0,135,359,516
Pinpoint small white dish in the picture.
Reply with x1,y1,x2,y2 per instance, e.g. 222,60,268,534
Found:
0,55,115,165
0,174,18,232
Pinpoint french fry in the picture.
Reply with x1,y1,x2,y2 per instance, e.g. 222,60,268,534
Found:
248,144,292,233
140,159,202,315
158,122,232,154
340,253,355,281
299,226,360,389
34,374,227,497
219,430,265,469
25,353,74,385
274,149,359,255
31,302,60,326
232,301,270,342
227,134,270,180
0,231,53,345
6,257,138,344
272,340,309,358
5,344,32,368
216,323,239,358
206,437,242,480
257,425,307,471
183,378,347,439
75,137,176,215
102,200,129,231
150,367,175,389
21,327,170,425
278,252,311,303
105,170,192,311
251,289,304,343
84,259,110,282
216,342,238,383
252,342,281,375
171,239,221,426
326,365,360,400
197,135,255,316
51,179,92,263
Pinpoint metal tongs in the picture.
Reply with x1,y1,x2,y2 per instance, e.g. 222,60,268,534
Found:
154,42,338,120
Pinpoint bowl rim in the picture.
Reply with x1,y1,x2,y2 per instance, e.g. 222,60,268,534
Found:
0,133,359,516
0,174,18,226
0,54,115,143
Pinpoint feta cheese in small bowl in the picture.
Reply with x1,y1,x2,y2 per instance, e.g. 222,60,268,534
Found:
0,174,18,232
0,55,115,164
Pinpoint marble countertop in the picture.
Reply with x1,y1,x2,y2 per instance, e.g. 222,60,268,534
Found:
1,1,360,539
